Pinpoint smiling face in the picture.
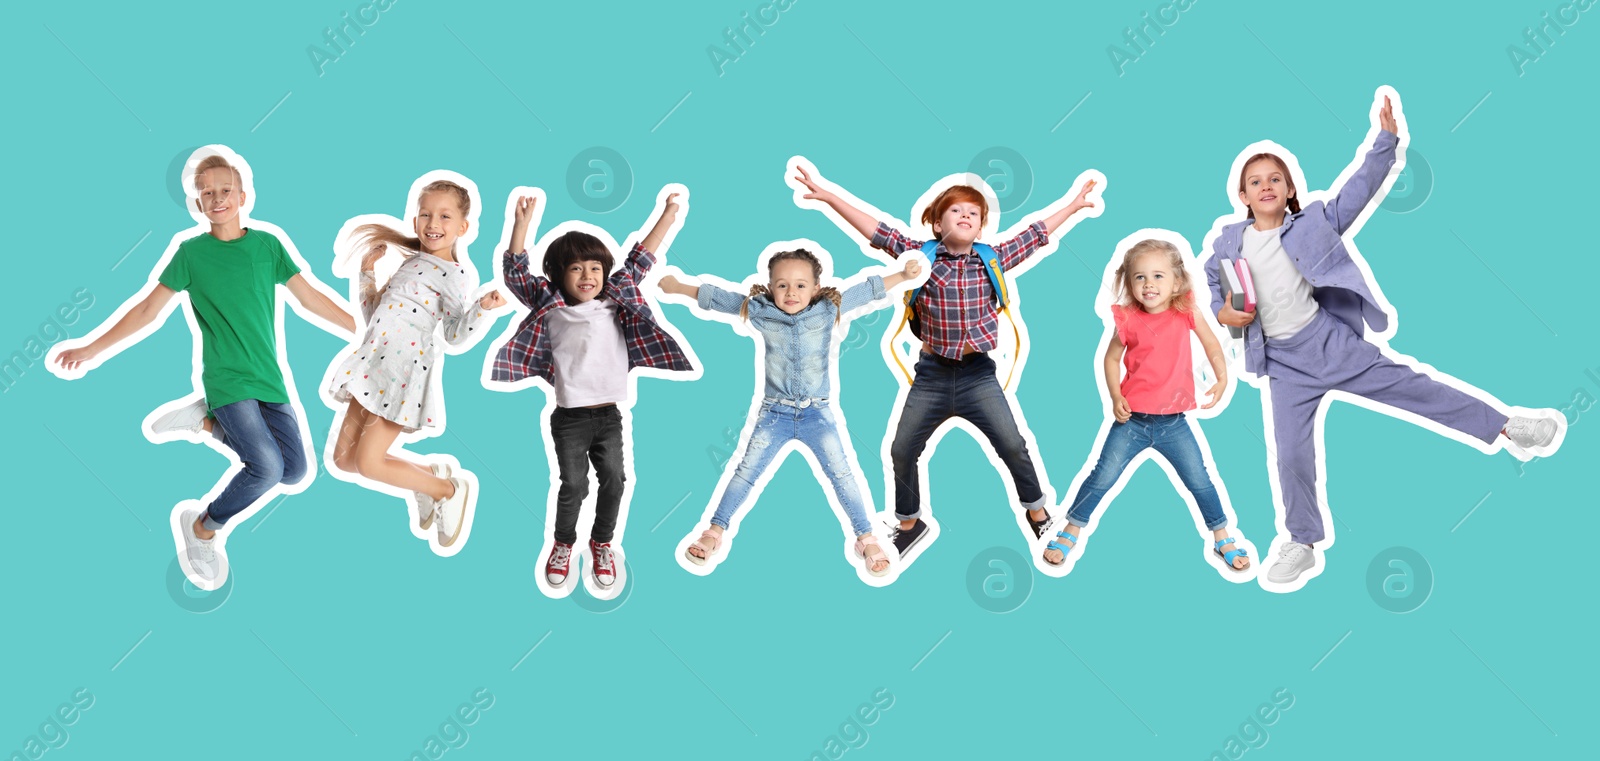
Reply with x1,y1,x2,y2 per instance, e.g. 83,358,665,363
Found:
412,190,469,257
1127,251,1175,313
193,166,246,227
932,200,984,249
768,258,816,314
1237,156,1296,222
561,259,607,304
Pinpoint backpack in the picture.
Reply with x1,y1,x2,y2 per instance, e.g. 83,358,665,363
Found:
891,240,1021,388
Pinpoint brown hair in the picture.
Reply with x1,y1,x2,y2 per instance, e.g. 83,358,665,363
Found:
742,249,842,322
192,155,242,191
920,185,989,238
1237,154,1301,219
352,180,473,255
1113,239,1194,314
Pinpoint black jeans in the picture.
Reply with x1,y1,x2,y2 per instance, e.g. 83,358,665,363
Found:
551,405,626,544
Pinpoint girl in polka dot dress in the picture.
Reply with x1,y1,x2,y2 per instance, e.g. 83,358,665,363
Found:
326,177,508,550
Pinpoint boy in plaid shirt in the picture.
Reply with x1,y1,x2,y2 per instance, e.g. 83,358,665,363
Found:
489,189,694,594
793,163,1099,559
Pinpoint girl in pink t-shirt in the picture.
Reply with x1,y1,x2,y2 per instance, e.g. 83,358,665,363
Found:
1041,238,1252,576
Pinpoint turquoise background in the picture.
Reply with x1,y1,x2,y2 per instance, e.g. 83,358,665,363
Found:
5,1,1595,758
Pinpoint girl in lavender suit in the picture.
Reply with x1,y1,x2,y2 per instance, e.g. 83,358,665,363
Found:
1202,89,1565,590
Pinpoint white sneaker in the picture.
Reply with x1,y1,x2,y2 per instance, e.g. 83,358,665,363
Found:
1266,542,1315,584
435,476,471,548
415,461,452,530
152,398,209,437
1505,415,1560,450
178,507,226,586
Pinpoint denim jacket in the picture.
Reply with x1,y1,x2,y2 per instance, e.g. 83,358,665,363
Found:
698,275,888,402
1205,130,1399,375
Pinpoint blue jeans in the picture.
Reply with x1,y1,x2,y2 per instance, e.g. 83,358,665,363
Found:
551,405,627,545
710,399,873,536
204,399,309,530
1064,412,1228,531
889,353,1046,521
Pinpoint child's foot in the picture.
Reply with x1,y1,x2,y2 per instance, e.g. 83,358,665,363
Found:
1266,542,1314,584
545,541,574,586
589,540,617,588
1504,414,1561,450
151,398,210,438
1043,524,1080,567
889,519,928,557
415,461,453,531
1026,507,1053,539
1213,535,1251,571
853,533,891,577
177,506,226,586
435,476,471,548
684,526,722,566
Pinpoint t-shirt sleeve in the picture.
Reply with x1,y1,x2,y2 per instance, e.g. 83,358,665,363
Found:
269,233,300,284
1110,304,1133,347
158,242,191,292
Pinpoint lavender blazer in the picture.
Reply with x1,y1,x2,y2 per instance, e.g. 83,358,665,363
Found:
1204,130,1400,375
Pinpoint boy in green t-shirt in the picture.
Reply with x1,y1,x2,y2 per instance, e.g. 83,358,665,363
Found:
54,149,356,590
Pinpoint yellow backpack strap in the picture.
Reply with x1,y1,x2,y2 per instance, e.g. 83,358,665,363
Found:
891,290,916,385
983,252,1021,390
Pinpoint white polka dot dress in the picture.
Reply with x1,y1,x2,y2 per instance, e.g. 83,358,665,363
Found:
329,252,489,433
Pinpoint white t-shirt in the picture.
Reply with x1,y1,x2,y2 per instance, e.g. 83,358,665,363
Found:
1242,224,1319,340
547,299,629,408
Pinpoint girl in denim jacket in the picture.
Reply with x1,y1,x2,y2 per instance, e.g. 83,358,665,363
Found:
661,249,919,580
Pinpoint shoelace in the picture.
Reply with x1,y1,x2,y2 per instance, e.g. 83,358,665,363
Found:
196,537,215,564
549,544,572,571
591,544,614,576
1277,543,1304,563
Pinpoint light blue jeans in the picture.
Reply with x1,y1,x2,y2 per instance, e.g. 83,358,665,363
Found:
710,399,873,536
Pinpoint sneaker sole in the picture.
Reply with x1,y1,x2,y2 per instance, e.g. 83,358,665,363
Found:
437,479,471,548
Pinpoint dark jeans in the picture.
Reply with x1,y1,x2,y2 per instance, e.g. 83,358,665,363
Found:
551,405,627,544
204,399,308,530
889,353,1046,521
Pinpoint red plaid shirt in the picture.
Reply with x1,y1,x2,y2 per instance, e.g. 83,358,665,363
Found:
491,243,693,384
870,221,1051,359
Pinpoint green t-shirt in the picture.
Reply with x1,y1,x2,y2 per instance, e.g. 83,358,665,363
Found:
158,228,301,411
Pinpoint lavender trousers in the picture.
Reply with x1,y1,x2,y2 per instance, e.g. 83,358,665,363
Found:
1262,310,1507,545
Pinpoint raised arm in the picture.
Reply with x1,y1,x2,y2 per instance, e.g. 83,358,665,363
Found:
52,283,178,374
1034,178,1097,237
793,165,882,243
285,274,357,337
657,273,700,301
356,242,391,323
639,192,682,257
1325,95,1402,235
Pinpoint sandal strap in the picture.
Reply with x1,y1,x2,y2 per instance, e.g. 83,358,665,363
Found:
1054,531,1077,544
1213,537,1237,549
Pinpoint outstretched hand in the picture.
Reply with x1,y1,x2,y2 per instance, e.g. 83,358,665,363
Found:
510,195,538,253
1200,379,1226,410
792,165,837,204
902,258,923,279
1066,178,1097,215
54,342,99,374
479,290,507,310
1378,95,1398,135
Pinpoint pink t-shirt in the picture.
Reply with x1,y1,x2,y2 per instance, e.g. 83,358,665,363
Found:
1113,300,1196,415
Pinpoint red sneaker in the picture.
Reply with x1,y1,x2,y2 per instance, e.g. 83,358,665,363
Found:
589,540,617,588
545,541,573,586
